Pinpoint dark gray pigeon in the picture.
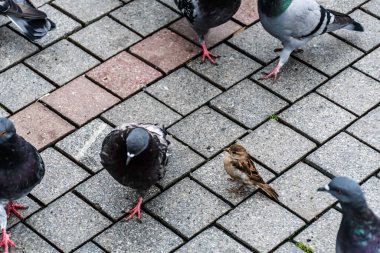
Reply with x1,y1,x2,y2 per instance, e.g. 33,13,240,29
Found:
0,117,45,253
100,123,169,221
174,0,241,64
0,0,55,42
318,177,380,253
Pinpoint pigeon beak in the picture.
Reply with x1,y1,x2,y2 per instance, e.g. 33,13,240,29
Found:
317,184,330,192
126,153,135,166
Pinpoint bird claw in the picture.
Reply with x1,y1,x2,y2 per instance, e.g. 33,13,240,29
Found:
125,197,143,222
200,42,219,64
259,64,281,83
0,229,17,253
6,202,27,219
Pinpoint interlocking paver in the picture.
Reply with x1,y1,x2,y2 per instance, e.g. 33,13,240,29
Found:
188,44,262,89
318,0,367,13
211,79,288,128
74,242,105,253
0,107,9,117
0,64,55,113
25,40,100,86
28,192,111,252
362,177,380,217
233,0,259,25
354,47,380,80
274,242,304,253
240,121,316,173
306,132,380,181
280,93,356,143
168,106,246,157
146,68,222,115
362,0,380,16
70,16,141,60
146,178,231,238
158,0,177,10
0,16,8,27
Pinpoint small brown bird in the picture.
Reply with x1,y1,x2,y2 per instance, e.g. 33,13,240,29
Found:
223,143,279,200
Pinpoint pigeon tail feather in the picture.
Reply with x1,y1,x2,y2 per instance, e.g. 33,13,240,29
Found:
344,21,364,32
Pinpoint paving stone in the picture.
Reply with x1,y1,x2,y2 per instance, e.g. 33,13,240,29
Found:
32,148,89,205
228,23,281,64
348,106,380,150
28,192,111,252
0,107,9,117
158,0,177,10
168,106,246,158
240,121,316,173
130,28,201,73
362,0,380,17
0,16,9,27
95,213,183,253
70,16,141,60
271,162,334,220
146,178,230,238
280,93,356,143
307,132,380,181
87,51,162,98
274,242,304,253
295,209,341,253
233,0,259,25
318,0,367,13
296,34,363,76
0,27,38,71
175,227,251,253
159,136,205,188
9,223,59,253
188,44,262,89
218,193,305,252
102,92,181,126
146,68,222,115
362,177,380,217
210,79,288,128
354,47,380,80
76,170,160,220
8,196,41,228
41,76,120,126
25,40,100,86
252,57,328,102
53,0,122,24
111,0,179,36
56,119,113,172
191,153,275,205
10,102,75,150
0,64,55,113
74,242,105,253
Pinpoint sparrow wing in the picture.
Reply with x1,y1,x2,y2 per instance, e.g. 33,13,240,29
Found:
231,156,266,184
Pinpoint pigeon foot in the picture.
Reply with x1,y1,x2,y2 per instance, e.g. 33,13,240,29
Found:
259,64,281,83
0,229,16,253
6,202,27,219
125,197,143,222
201,43,219,64
274,48,304,54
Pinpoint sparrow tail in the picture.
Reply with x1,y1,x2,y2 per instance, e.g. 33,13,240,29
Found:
258,183,279,201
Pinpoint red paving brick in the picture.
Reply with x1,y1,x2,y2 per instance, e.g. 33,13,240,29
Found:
233,0,259,25
87,51,162,98
130,28,201,73
41,76,120,126
10,102,75,150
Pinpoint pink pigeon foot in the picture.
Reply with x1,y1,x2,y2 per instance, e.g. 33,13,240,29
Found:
260,64,282,83
125,197,143,221
0,229,16,253
201,42,219,64
6,202,27,219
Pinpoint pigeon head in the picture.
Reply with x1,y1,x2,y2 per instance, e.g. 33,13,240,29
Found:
126,128,151,165
0,117,16,145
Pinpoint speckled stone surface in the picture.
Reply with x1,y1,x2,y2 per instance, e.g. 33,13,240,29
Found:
274,242,305,253
73,242,105,253
0,107,9,117
354,47,380,81
362,0,380,16
361,177,380,217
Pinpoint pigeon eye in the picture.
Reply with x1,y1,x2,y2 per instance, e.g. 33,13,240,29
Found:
336,188,342,194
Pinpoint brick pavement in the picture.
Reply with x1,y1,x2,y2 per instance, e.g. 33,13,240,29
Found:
0,0,379,252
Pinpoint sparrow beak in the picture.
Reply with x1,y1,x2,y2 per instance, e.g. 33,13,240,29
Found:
317,184,330,192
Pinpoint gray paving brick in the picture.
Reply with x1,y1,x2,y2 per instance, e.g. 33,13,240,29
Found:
175,227,251,253
271,162,334,220
362,177,380,217
28,192,111,252
348,106,380,150
53,0,122,24
318,68,380,115
74,242,105,253
240,121,316,173
187,44,262,88
168,106,246,158
274,242,304,253
0,27,38,72
318,0,367,13
307,132,380,181
362,0,380,17
158,0,178,10
76,169,160,220
218,193,305,252
252,57,328,102
354,47,380,81
191,153,275,205
32,148,89,205
0,16,9,27
8,196,41,228
70,16,141,60
146,68,222,115
111,0,179,36
0,107,9,117
210,79,288,128
25,40,100,86
56,119,113,172
102,92,181,127
280,93,356,143
146,178,230,238
0,64,55,113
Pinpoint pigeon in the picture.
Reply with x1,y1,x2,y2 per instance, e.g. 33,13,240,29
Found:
0,118,45,253
174,0,242,64
0,0,55,42
224,143,279,200
257,0,364,81
318,177,380,253
100,123,169,221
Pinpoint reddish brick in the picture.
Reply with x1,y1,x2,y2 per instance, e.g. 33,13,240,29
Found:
233,0,259,25
10,103,74,150
41,76,120,126
87,52,162,98
130,28,201,73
